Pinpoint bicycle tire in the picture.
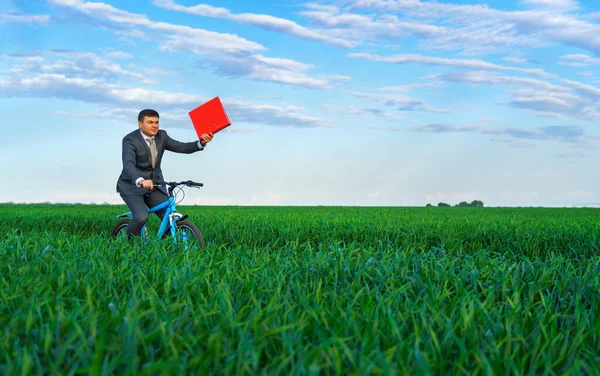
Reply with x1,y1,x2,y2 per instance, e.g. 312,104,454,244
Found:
174,220,205,248
110,219,148,241
111,218,131,237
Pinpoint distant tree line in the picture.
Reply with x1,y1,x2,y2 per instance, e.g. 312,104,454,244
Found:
426,200,484,207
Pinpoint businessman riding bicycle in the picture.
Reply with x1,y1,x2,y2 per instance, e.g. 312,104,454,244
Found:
116,108,214,239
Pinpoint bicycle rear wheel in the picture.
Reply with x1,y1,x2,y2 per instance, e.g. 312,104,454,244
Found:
174,220,205,249
111,219,148,241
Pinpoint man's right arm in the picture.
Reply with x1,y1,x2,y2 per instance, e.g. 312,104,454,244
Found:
122,137,144,186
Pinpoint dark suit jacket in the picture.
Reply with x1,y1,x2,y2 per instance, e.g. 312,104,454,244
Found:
116,129,202,196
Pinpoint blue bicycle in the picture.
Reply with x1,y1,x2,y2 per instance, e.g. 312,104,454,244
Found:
111,180,205,248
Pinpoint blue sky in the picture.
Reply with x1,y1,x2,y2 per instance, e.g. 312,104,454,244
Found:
1,0,600,206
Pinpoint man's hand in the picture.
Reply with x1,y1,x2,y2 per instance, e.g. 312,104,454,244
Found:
200,132,214,146
141,179,154,189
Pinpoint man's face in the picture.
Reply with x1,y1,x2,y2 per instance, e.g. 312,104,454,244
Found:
138,116,159,137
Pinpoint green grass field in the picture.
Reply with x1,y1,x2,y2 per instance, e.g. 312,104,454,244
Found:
1,204,599,375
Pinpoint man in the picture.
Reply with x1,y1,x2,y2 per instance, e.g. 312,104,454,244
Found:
116,109,213,238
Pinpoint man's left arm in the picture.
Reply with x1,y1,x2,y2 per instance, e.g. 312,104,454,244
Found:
164,133,208,154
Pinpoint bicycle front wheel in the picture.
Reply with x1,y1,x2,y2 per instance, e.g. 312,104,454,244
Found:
174,220,205,249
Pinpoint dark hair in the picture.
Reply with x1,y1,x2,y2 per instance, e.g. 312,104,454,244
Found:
138,109,159,122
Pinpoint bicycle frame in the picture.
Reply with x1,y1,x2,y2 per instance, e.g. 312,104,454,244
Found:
117,195,188,241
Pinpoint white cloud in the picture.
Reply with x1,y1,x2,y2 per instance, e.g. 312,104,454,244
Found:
401,123,600,148
303,3,340,13
55,107,189,121
347,53,553,78
48,0,337,89
577,71,594,77
302,2,535,54
128,65,178,77
49,0,263,55
480,116,503,122
321,104,405,120
560,79,600,99
452,103,479,108
0,13,50,25
350,91,452,113
0,46,334,128
152,0,356,47
502,56,540,64
559,54,600,67
321,74,352,83
435,71,600,122
106,51,133,59
298,7,448,41
502,56,527,64
379,80,445,92
0,73,195,104
197,55,332,89
437,71,564,91
318,0,600,57
223,99,333,128
521,0,579,11
506,89,594,120
52,50,154,82
0,69,331,128
0,53,44,63
56,108,260,133
5,49,157,85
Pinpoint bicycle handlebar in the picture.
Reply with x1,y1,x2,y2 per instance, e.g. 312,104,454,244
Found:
163,180,203,188
151,180,203,196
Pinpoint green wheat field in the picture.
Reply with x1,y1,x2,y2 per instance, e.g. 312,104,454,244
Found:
1,203,599,375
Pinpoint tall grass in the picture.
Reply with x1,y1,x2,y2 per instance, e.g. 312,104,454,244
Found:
1,204,599,374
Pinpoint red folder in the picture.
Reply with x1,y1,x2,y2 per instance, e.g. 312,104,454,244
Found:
188,96,231,138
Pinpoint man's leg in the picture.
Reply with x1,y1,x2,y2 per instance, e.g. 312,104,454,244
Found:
144,189,171,236
120,194,149,238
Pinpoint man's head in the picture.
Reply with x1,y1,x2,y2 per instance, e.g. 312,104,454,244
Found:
138,109,160,137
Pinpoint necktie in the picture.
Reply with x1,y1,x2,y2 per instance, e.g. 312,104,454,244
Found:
147,138,157,168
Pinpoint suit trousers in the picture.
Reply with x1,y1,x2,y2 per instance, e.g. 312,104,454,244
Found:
120,188,170,238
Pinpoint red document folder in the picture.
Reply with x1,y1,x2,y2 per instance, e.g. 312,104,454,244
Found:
188,96,231,138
